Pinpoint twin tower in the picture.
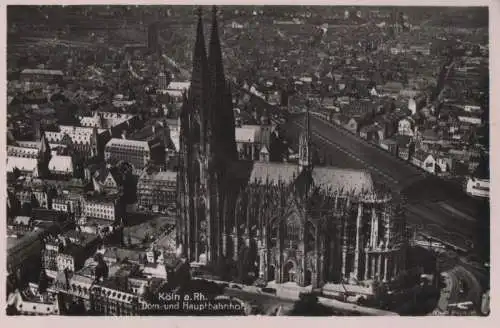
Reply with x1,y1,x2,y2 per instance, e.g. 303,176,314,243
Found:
177,6,238,264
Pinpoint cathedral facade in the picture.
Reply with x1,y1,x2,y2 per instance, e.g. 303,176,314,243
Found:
177,7,407,289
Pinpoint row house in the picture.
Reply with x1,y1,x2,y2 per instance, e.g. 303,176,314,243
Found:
52,195,82,217
380,135,415,161
359,123,385,143
411,150,436,174
331,114,359,134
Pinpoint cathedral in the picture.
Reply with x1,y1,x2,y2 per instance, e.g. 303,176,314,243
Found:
177,7,408,289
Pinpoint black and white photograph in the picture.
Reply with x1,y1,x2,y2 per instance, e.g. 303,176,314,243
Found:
3,2,491,317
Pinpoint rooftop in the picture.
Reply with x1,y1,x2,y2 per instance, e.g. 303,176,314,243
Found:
311,167,374,194
21,68,64,76
105,138,150,150
7,146,40,157
31,208,69,223
62,230,99,248
103,247,146,264
139,170,177,182
235,125,261,143
48,155,73,173
167,81,190,91
249,162,300,185
7,156,38,173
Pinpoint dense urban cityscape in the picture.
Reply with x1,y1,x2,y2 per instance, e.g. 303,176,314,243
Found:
5,5,490,316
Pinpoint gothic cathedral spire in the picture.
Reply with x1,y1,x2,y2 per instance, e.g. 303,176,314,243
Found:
208,5,237,162
190,6,210,150
208,5,225,95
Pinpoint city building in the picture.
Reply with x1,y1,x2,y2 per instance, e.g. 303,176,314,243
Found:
45,126,99,159
411,150,436,173
80,111,136,131
137,170,177,212
20,68,64,84
91,279,141,315
7,156,39,177
82,195,118,222
7,287,60,315
235,121,272,161
44,231,100,276
7,145,40,159
48,155,74,179
52,195,81,216
104,139,151,173
53,271,95,312
91,166,121,195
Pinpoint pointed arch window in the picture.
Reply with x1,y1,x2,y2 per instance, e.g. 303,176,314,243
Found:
285,212,301,249
305,221,316,252
269,224,278,248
